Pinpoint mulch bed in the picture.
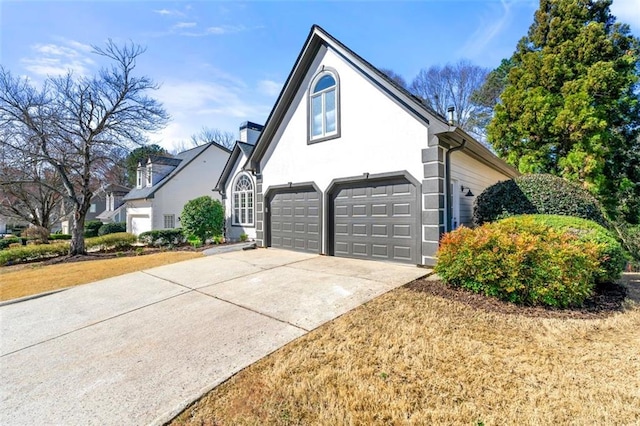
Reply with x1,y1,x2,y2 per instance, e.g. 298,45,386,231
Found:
407,277,634,320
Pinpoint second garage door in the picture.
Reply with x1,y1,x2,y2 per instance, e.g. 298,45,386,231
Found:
269,188,321,253
330,178,419,264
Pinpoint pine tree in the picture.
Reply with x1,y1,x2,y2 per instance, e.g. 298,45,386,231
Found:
487,0,640,222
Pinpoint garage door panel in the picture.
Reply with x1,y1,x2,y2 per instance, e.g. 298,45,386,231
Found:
270,188,320,253
332,178,417,264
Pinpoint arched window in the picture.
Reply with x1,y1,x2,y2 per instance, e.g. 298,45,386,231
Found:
309,69,339,141
233,174,254,226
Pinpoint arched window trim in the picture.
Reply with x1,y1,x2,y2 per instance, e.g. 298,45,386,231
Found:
232,173,255,227
308,67,341,144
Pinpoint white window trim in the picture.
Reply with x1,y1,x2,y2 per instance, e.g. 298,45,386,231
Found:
232,173,255,227
308,68,340,144
146,164,153,187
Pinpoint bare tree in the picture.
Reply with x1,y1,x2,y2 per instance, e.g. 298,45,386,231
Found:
410,60,490,136
380,68,408,90
172,126,236,154
0,40,169,255
0,146,65,230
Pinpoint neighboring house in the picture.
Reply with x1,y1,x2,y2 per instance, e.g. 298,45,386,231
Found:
60,189,107,234
216,121,264,242
229,25,518,266
123,142,230,235
96,184,130,224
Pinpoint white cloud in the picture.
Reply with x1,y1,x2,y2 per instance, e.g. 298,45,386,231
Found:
173,22,197,29
458,0,515,61
152,79,272,151
258,79,282,97
21,40,95,77
610,0,640,32
154,9,184,17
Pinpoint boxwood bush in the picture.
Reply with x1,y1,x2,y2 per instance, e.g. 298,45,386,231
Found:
473,174,607,227
138,229,185,247
0,244,69,266
86,232,136,251
84,220,103,238
98,222,126,236
435,215,608,307
49,234,72,241
0,237,23,250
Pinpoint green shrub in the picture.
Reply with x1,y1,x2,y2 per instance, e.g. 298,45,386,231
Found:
435,216,603,307
0,237,22,250
240,233,248,242
49,234,72,240
84,220,103,238
98,222,126,236
520,215,627,283
0,243,69,266
138,229,185,247
615,222,640,268
473,174,607,227
181,196,224,242
86,232,136,251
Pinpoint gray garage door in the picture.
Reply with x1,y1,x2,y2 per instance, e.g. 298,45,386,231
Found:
269,189,321,253
331,178,418,264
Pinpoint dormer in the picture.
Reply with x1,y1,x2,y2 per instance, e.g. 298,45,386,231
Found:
146,159,153,187
144,155,181,187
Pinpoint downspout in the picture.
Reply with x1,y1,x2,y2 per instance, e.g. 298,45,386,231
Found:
444,139,466,232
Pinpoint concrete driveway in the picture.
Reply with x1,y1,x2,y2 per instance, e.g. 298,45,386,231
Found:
0,248,428,425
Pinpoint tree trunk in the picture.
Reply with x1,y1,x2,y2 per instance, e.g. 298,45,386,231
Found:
69,211,86,255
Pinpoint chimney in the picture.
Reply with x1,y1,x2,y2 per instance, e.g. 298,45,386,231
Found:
239,121,264,145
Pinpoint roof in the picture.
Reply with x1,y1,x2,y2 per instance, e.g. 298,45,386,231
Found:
104,183,131,194
245,25,516,176
147,156,181,167
123,142,231,201
215,141,256,193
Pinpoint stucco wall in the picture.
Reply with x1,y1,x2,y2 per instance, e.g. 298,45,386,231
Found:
153,146,228,231
259,46,429,253
449,150,512,227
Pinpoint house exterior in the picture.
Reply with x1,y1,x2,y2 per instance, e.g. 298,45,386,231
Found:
226,25,518,266
216,122,264,242
123,142,230,235
96,184,130,224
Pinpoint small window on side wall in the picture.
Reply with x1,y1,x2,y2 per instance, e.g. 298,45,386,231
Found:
309,69,339,143
164,214,175,229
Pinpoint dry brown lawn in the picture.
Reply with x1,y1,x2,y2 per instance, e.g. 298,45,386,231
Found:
0,251,202,301
172,276,640,426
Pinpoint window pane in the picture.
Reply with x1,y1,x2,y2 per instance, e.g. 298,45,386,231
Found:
248,208,253,224
325,89,336,133
314,75,336,92
247,192,253,208
311,95,323,137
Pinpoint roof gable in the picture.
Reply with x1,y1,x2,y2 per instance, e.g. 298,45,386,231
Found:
124,142,231,201
245,25,452,172
215,141,256,192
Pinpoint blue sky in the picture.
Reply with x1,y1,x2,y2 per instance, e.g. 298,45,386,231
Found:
2,1,639,152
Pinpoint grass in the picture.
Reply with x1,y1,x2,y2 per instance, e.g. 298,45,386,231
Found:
172,278,640,425
0,251,202,301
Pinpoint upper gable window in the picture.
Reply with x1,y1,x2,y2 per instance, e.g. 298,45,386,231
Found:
309,69,339,142
146,164,153,187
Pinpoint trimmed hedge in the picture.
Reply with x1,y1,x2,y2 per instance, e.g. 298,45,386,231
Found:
84,220,103,238
473,174,607,227
138,229,185,247
49,234,72,240
525,215,627,283
98,222,126,236
435,215,607,307
0,237,23,250
86,233,136,251
0,244,69,266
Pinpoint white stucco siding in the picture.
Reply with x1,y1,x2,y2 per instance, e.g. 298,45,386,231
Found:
223,154,257,242
450,151,512,227
153,146,229,231
260,46,428,194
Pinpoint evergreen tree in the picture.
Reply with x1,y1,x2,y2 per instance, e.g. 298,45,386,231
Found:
487,0,640,222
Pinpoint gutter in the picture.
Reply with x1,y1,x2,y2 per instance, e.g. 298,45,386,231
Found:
445,139,466,232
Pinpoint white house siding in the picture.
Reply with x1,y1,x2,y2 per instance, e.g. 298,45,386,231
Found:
126,202,152,235
449,150,512,227
259,47,429,254
152,147,228,231
224,156,257,242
